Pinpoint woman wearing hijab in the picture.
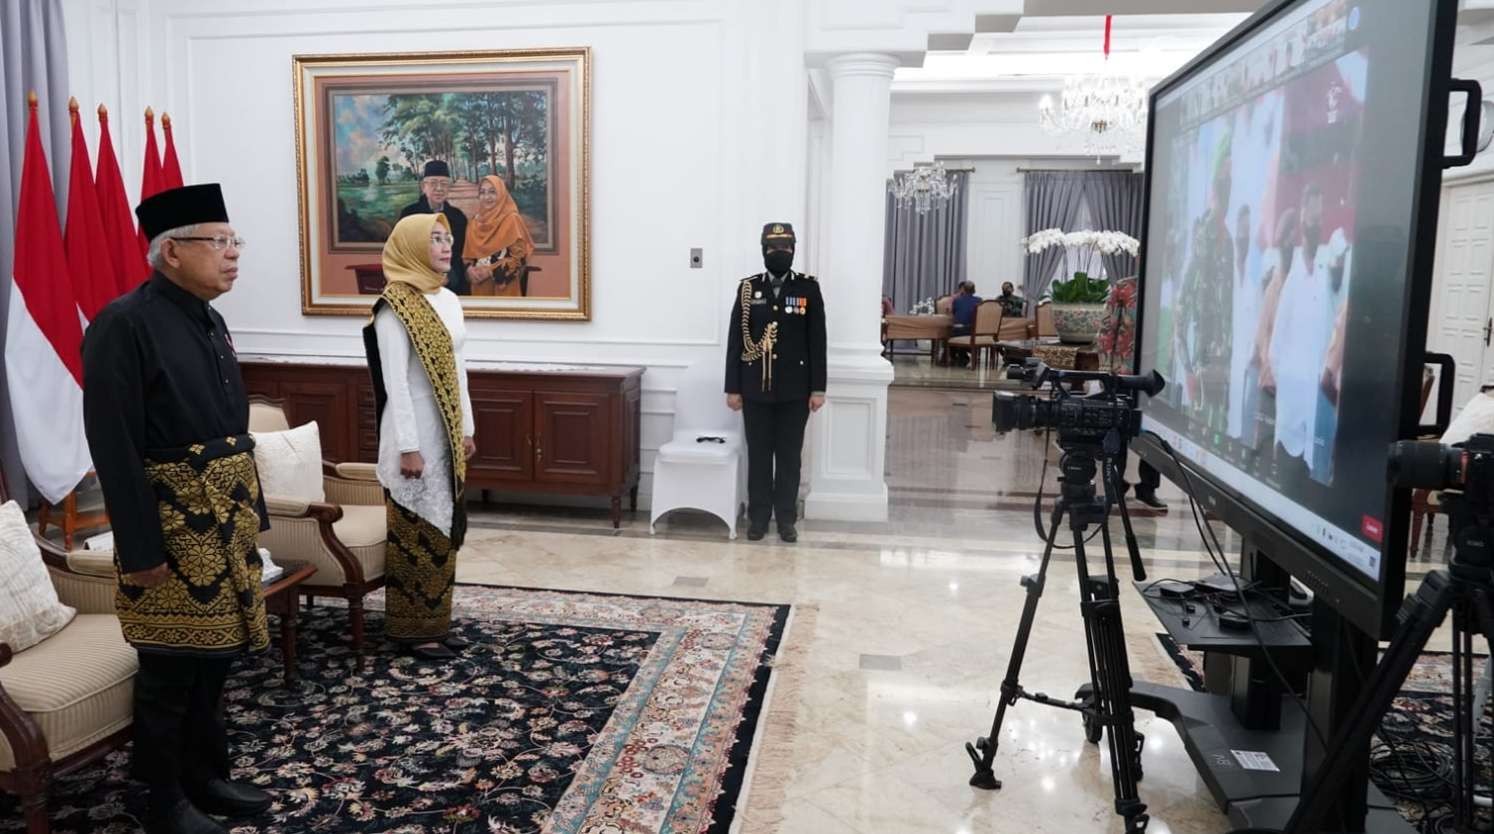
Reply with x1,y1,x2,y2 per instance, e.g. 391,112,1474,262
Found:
465,175,534,296
364,213,476,660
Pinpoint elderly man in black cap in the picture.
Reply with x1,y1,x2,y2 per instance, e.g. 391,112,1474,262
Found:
83,183,273,834
725,222,827,543
399,159,469,295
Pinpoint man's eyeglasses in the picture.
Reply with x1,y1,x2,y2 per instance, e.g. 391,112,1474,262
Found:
423,178,451,191
172,235,245,251
430,234,455,246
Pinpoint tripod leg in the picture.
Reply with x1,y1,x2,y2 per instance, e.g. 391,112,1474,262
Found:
1453,598,1478,829
1080,523,1150,832
1107,462,1147,583
966,506,1067,790
1285,572,1457,834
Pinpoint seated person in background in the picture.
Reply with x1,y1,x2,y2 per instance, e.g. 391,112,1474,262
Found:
997,281,1026,318
949,281,982,365
882,295,895,316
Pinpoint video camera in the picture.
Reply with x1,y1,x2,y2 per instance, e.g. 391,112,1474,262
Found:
1389,433,1494,573
992,360,1166,447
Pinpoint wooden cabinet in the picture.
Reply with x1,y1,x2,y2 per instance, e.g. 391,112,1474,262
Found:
535,392,608,484
470,388,534,484
241,360,643,527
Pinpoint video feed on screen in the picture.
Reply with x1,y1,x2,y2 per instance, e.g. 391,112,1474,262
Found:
1141,0,1437,583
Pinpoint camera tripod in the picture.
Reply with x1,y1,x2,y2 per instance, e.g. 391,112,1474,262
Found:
965,433,1152,833
1284,552,1493,834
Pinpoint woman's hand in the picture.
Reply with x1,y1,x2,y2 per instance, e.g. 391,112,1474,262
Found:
469,263,493,283
400,451,426,479
463,436,477,460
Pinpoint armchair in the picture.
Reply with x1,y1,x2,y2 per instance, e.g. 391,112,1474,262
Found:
248,397,386,654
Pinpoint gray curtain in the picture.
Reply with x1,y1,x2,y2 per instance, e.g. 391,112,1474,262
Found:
1082,171,1144,280
882,169,970,310
1,0,71,506
1022,171,1086,300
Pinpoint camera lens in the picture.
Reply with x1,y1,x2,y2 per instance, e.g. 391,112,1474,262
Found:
992,392,1033,432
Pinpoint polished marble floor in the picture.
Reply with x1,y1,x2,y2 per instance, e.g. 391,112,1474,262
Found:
889,353,1019,391
450,387,1464,834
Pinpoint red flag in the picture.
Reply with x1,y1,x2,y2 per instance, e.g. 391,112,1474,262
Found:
136,107,164,264
94,105,147,291
161,112,184,189
63,97,119,320
4,92,91,503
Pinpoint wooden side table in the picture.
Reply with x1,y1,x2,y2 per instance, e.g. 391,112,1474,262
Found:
262,561,318,684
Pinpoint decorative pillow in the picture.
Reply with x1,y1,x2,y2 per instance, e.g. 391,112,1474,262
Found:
251,421,326,503
0,500,77,653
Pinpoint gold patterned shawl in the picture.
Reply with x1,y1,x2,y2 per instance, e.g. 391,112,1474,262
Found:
363,281,468,548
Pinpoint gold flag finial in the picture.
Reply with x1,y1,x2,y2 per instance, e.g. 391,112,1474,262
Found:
27,90,37,109
144,106,154,123
98,103,109,118
162,112,172,129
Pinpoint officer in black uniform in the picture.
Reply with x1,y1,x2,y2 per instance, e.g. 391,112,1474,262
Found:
725,222,827,542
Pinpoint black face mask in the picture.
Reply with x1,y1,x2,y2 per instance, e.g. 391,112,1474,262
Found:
764,249,794,277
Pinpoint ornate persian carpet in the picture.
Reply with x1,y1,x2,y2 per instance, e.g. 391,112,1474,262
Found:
1,585,798,834
1156,634,1492,834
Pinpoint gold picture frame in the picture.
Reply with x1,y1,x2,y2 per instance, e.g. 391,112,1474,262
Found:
292,48,591,320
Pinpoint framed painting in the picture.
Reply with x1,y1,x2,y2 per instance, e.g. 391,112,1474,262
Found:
293,48,591,319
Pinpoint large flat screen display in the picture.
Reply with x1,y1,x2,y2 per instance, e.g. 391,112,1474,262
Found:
1138,0,1455,633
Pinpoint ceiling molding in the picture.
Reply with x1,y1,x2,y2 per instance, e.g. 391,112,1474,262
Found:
1019,0,1262,14
975,13,1021,33
927,31,976,51
892,76,1060,94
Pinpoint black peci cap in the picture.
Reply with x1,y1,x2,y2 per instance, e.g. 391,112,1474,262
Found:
135,183,229,240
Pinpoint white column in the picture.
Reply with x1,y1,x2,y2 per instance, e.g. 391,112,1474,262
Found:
804,52,899,523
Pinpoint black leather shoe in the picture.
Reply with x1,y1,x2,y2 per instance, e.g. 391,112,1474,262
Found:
409,642,458,660
146,799,229,834
747,525,767,541
185,779,273,818
1134,491,1167,510
778,524,798,543
443,635,471,650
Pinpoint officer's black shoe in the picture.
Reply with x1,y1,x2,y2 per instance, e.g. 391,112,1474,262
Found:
778,524,798,543
747,525,767,541
146,800,228,834
185,779,273,818
1134,490,1167,510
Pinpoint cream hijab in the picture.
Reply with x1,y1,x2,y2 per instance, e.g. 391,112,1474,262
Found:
382,213,451,294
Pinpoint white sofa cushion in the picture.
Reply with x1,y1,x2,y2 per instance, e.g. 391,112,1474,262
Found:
251,421,326,503
0,500,77,653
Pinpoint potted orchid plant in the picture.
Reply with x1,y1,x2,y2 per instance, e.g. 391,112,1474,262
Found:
1023,228,1141,343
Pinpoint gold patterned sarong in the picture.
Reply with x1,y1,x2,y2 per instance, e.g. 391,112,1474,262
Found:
384,500,457,640
365,282,468,641
115,436,269,656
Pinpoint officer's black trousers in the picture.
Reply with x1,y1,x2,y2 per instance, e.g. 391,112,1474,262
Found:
742,398,811,528
132,652,233,812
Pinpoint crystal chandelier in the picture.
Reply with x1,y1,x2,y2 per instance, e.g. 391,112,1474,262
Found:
1037,15,1147,158
889,161,953,215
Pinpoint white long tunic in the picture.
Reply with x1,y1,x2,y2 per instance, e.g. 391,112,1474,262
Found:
373,288,474,536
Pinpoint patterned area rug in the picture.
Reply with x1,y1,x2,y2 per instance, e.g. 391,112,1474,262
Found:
0,584,802,834
1156,634,1492,834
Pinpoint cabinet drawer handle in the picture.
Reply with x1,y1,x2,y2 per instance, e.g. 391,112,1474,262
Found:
535,436,543,461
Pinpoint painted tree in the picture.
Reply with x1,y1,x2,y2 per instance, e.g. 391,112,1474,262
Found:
380,94,462,174
375,155,391,186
